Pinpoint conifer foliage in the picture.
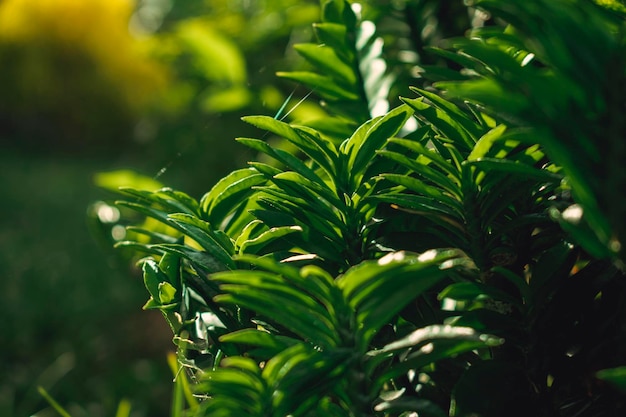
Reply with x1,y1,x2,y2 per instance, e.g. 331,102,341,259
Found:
110,1,626,415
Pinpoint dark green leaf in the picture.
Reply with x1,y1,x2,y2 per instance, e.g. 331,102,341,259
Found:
438,281,523,311
314,22,351,61
167,213,235,269
143,259,170,301
465,158,562,183
152,243,230,274
402,96,475,153
596,367,626,392
410,87,484,141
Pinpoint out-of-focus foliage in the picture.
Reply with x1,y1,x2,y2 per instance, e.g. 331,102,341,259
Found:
594,0,626,13
0,0,321,191
0,154,174,417
126,0,322,195
0,0,166,152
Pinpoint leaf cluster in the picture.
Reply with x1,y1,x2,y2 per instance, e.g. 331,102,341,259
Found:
104,1,626,416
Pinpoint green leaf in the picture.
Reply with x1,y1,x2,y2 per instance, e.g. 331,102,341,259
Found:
219,329,296,358
596,367,626,392
353,105,413,176
275,350,351,417
250,205,299,229
426,46,485,74
247,256,349,324
464,158,562,183
215,290,338,348
272,171,342,209
374,397,447,417
339,250,465,345
242,115,302,143
380,173,464,215
234,219,265,249
143,259,170,301
339,116,377,158
292,126,338,177
467,124,508,161
142,297,162,310
438,281,523,311
370,325,503,355
261,343,351,416
451,308,524,347
114,399,132,417
386,138,460,179
255,189,345,244
491,266,533,306
199,168,266,225
277,71,359,100
402,96,475,153
196,362,267,414
214,271,331,320
167,213,235,269
450,37,528,77
239,255,341,310
124,226,180,244
552,206,614,259
322,0,357,26
158,281,177,304
212,269,339,347
373,329,503,386
158,250,181,285
114,241,165,257
115,200,177,228
239,225,303,254
236,138,328,187
152,243,230,275
242,116,337,178
314,22,351,60
156,188,200,215
248,161,283,178
341,105,413,187
410,87,484,141
378,149,461,198
435,78,529,117
368,194,464,225
294,43,356,85
117,187,196,216
175,20,247,84
255,193,344,249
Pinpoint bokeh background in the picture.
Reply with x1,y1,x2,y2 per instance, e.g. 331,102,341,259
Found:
0,1,320,416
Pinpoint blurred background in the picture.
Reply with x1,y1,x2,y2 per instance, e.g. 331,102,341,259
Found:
0,0,476,415
0,0,320,416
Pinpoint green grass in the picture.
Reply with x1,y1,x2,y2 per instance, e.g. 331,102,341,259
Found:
0,150,173,417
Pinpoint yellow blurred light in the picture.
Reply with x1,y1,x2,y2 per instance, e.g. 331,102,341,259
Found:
0,0,167,111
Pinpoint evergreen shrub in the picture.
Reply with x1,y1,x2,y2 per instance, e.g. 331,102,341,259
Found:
107,1,626,415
